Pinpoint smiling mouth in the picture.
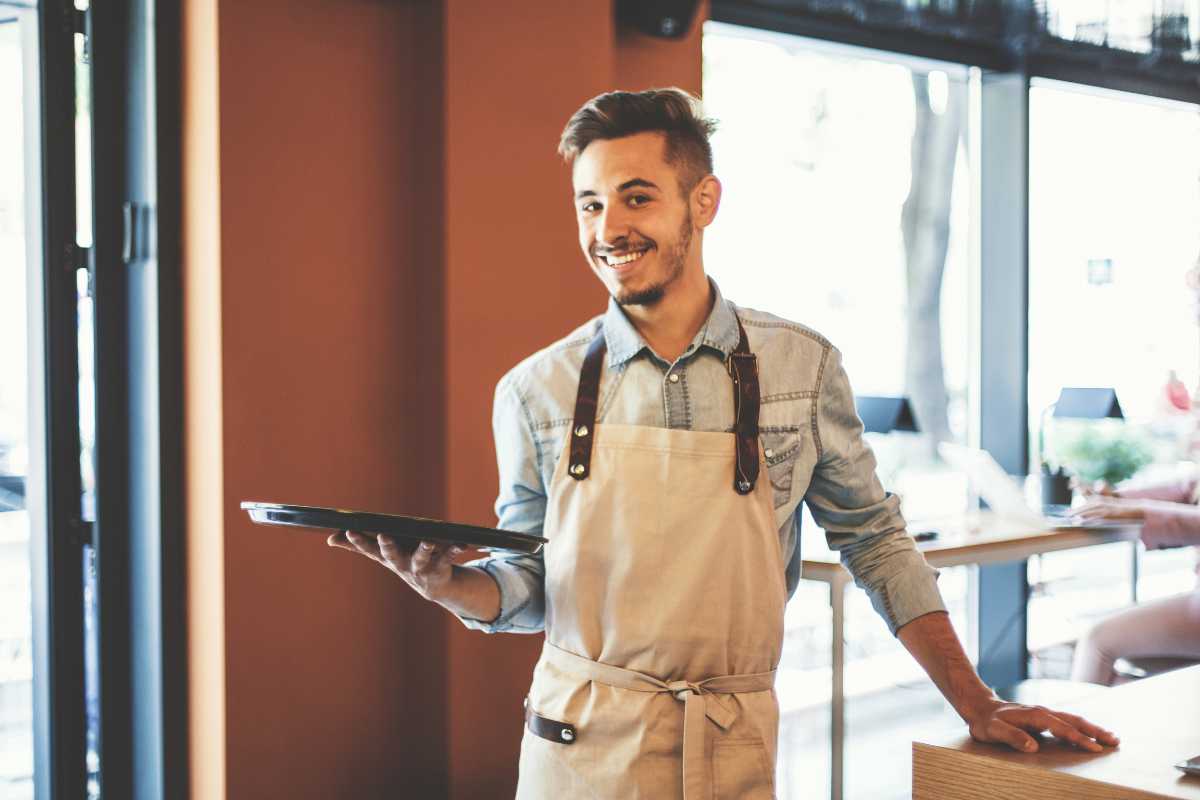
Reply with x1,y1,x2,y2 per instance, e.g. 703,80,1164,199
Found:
600,248,650,267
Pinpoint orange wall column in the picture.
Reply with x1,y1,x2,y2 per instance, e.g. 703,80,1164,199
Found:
187,1,451,797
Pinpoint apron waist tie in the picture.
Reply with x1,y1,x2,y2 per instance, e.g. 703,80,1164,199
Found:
542,642,776,800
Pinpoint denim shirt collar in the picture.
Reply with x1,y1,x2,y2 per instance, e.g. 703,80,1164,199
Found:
602,278,741,367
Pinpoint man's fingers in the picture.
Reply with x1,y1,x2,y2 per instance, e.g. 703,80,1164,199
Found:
344,530,383,560
1051,710,1120,746
328,531,368,554
1011,709,1103,752
377,535,413,571
983,718,1039,753
410,541,450,574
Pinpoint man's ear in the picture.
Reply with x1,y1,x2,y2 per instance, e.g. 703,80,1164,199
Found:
692,174,722,228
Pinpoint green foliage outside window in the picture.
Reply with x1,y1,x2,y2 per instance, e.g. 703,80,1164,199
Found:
1052,426,1154,485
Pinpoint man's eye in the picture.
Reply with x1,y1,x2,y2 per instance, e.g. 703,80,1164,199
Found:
581,201,601,213
629,194,651,207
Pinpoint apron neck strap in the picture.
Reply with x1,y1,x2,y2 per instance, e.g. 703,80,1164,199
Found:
568,318,762,495
566,332,607,481
727,318,760,495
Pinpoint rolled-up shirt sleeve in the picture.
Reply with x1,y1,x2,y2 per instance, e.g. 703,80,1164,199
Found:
804,347,946,635
454,375,548,634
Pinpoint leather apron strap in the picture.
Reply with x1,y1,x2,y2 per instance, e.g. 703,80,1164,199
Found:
567,318,761,494
542,642,776,800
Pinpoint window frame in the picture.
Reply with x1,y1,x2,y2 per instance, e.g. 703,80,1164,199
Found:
21,1,185,797
25,0,90,797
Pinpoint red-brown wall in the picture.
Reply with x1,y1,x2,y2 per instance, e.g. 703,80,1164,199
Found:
184,2,704,797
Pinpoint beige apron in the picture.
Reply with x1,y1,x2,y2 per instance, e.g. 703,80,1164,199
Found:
517,323,786,800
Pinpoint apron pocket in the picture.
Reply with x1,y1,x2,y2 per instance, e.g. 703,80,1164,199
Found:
713,739,774,800
524,699,578,745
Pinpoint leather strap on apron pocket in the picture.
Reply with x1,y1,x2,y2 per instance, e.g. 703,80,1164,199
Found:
524,698,577,745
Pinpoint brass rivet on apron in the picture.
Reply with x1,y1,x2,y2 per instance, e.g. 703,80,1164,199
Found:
574,425,589,437
570,463,586,476
560,729,575,742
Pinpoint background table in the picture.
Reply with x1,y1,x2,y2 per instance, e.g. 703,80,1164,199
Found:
913,665,1200,799
799,512,1141,800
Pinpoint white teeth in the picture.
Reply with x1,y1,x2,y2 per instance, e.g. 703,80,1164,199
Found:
604,250,646,267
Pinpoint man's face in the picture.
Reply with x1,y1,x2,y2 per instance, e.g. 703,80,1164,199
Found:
572,132,697,307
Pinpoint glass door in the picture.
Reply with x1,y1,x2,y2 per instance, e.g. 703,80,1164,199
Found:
0,7,37,798
15,0,93,797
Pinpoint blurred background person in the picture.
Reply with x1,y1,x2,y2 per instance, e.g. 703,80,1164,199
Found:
1070,473,1200,685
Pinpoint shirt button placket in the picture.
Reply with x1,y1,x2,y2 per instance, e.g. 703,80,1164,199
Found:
664,368,688,429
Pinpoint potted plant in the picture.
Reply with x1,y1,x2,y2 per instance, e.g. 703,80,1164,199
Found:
1052,426,1154,487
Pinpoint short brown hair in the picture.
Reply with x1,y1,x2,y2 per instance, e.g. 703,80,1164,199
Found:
558,88,718,193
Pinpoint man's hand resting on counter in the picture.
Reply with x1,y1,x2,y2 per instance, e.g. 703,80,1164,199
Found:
326,532,502,622
897,611,1120,754
960,695,1120,754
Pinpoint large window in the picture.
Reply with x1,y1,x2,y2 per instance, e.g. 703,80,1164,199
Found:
1,9,36,798
704,22,977,800
1026,80,1200,664
1028,81,1200,449
704,24,975,519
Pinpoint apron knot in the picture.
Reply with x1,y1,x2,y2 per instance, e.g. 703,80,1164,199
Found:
667,680,701,701
667,680,737,731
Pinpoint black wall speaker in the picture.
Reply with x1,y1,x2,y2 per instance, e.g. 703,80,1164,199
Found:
616,0,702,39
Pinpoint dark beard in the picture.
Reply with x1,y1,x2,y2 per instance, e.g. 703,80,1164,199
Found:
615,214,693,307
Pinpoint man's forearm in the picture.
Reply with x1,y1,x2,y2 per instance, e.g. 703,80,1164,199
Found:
897,610,997,722
430,564,502,623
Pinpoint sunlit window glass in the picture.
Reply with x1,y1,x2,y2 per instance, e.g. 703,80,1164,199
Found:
704,22,976,798
0,10,35,799
1026,80,1200,663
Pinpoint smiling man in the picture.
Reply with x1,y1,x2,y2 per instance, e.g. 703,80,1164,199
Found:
329,88,1118,798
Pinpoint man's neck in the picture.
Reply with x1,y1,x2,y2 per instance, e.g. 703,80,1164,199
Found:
622,268,714,364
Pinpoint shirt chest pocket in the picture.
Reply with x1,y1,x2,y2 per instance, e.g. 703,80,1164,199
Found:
760,428,802,508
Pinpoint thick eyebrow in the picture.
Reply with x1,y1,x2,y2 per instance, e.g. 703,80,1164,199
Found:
574,178,661,200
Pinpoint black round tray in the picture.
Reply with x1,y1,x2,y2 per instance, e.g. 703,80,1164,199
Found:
241,501,546,554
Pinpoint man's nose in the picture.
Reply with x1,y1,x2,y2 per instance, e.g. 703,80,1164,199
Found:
598,206,630,246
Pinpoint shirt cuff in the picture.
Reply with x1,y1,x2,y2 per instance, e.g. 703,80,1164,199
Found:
864,553,947,636
452,557,543,634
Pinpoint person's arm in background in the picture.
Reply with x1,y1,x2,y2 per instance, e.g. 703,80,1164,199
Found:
327,373,548,631
1106,475,1197,502
808,346,1118,752
1075,474,1200,549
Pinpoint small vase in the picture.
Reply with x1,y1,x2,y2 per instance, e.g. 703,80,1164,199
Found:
1040,463,1073,511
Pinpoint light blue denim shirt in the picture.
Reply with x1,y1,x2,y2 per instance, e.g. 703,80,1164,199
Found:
461,279,945,636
